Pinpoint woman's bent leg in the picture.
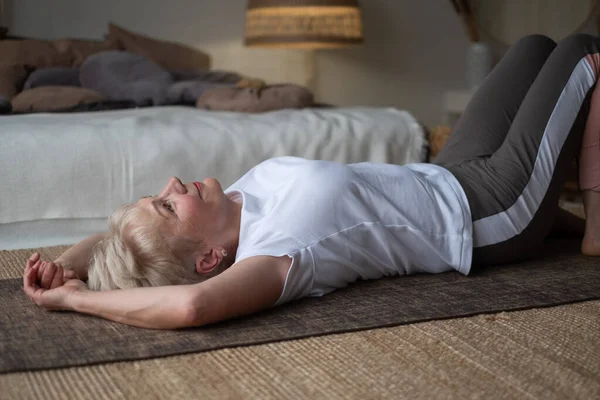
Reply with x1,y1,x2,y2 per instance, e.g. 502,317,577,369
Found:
447,34,600,266
578,53,600,254
435,35,556,164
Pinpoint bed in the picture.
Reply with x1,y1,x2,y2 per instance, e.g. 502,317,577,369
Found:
0,105,427,250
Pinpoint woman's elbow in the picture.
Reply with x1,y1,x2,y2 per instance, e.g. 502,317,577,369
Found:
178,292,206,328
179,303,204,328
153,295,203,330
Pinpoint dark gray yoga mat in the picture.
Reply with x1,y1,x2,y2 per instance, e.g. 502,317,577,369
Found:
1,238,599,374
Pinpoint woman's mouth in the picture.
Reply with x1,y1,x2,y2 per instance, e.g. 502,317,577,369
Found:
193,182,203,199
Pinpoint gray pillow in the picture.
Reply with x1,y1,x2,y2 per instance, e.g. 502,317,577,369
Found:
80,51,173,105
166,81,234,104
23,67,81,90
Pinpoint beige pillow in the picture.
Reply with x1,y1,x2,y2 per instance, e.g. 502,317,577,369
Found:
0,40,72,68
196,84,314,113
0,64,28,99
236,77,266,89
107,23,210,71
11,86,106,113
53,39,120,67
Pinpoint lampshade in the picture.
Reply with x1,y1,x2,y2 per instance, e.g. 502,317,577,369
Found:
244,0,363,48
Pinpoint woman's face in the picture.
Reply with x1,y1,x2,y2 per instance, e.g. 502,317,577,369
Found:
137,176,231,243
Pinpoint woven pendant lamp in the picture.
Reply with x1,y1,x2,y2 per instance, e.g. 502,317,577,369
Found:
244,0,364,48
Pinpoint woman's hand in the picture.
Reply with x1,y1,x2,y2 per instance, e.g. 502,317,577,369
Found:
23,253,88,311
29,253,79,290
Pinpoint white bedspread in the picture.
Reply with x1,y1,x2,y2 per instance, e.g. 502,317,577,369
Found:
0,106,426,249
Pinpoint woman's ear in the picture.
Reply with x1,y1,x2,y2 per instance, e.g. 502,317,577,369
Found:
195,248,225,274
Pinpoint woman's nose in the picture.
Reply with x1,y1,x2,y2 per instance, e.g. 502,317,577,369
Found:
168,176,186,194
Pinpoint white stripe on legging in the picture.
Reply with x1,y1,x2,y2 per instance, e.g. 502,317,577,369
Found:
473,57,596,247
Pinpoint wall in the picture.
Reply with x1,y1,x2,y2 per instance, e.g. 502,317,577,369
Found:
6,0,596,127
475,0,596,45
318,0,469,126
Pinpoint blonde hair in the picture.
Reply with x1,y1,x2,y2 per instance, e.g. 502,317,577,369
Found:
87,202,206,291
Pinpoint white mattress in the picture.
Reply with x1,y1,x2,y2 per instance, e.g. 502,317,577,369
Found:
0,106,427,250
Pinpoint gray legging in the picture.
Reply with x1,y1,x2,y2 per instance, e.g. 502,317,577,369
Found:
434,34,600,266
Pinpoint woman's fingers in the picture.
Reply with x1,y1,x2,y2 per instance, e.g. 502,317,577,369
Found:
34,261,70,289
26,254,41,279
32,260,44,281
27,252,40,269
50,265,65,289
23,261,32,298
37,261,47,283
23,262,43,301
36,260,47,281
40,262,56,289
26,256,76,292
63,269,79,280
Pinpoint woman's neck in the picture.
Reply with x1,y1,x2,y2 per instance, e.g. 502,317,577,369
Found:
223,197,243,259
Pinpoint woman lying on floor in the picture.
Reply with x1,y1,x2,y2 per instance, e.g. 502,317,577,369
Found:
23,34,600,329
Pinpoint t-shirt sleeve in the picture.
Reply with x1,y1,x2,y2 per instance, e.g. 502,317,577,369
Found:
273,249,315,306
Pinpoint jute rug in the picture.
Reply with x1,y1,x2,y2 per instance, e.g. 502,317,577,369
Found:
1,238,600,375
2,300,599,400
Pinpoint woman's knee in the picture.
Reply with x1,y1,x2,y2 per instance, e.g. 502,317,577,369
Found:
513,34,557,49
556,33,600,50
506,34,556,63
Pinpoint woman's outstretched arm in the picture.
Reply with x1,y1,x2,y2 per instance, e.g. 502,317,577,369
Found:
72,284,201,329
54,233,107,280
24,255,291,330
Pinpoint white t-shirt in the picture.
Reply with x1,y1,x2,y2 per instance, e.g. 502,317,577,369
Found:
225,157,473,306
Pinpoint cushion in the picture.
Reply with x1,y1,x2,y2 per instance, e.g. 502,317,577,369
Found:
0,40,71,68
236,77,266,89
429,125,452,159
196,84,314,113
80,51,172,105
170,69,241,83
0,64,28,99
107,23,210,71
53,39,119,67
166,81,234,104
23,67,81,90
11,86,106,113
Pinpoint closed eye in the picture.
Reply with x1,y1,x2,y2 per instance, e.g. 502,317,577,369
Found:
163,199,175,214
